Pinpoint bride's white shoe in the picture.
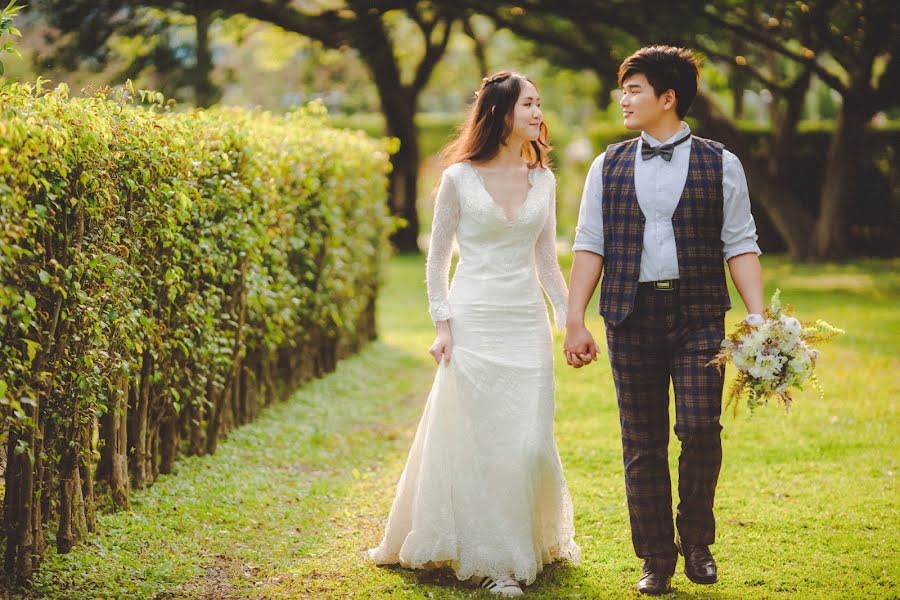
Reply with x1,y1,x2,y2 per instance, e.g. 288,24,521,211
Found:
472,575,525,597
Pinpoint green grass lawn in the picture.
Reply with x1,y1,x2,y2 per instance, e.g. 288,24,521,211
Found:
21,254,900,599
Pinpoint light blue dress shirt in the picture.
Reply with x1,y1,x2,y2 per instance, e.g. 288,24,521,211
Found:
572,123,761,282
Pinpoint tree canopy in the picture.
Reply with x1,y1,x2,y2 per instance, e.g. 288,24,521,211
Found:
13,0,900,259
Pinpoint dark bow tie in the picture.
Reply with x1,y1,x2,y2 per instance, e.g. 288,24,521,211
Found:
641,134,691,161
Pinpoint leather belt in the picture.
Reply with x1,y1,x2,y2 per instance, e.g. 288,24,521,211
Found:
638,279,679,291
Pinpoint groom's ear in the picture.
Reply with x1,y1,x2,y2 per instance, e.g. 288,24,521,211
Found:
662,89,677,112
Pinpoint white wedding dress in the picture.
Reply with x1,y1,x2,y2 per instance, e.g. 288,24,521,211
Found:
368,161,580,585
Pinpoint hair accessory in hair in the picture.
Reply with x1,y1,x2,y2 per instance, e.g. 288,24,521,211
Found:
481,73,511,87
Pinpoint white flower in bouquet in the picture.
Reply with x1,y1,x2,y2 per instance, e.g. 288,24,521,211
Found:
785,347,812,385
709,289,843,413
775,315,802,352
780,315,802,338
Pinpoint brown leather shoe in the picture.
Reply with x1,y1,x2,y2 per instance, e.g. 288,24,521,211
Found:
679,543,718,584
636,558,675,595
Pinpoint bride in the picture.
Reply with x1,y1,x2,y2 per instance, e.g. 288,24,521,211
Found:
368,71,581,596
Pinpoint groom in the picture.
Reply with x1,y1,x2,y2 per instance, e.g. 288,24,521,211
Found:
564,46,765,595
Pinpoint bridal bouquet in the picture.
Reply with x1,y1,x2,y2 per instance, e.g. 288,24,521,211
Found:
709,290,843,414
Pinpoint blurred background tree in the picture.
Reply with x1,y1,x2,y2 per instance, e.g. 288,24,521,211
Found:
6,0,898,260
0,0,24,77
470,0,899,259
25,0,468,251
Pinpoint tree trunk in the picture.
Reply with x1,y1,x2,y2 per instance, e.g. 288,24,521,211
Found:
71,461,87,542
188,387,207,457
112,377,129,509
814,96,871,259
132,350,152,489
148,418,160,482
4,391,41,583
101,371,129,509
462,16,489,77
230,366,242,428
97,405,114,484
81,421,97,533
316,334,338,375
40,421,53,527
4,435,21,574
193,8,218,108
354,12,452,254
2,438,9,538
15,451,34,584
263,358,278,405
31,420,45,569
3,429,36,584
769,69,812,171
729,38,748,120
385,109,421,253
159,412,179,475
691,91,818,260
238,363,251,425
56,445,75,553
205,381,227,455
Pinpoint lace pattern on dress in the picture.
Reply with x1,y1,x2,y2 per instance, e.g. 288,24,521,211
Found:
372,163,580,586
425,169,459,323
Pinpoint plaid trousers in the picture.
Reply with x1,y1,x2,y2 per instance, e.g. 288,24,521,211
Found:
605,284,726,560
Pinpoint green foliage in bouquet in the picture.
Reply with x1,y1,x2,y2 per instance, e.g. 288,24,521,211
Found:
709,290,844,414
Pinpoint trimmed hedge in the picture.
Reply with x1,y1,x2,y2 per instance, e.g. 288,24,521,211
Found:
0,81,394,584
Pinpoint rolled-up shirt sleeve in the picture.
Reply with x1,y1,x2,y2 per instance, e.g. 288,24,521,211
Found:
572,153,605,256
721,150,762,260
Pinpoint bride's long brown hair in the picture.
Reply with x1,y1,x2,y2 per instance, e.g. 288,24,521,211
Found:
441,71,551,169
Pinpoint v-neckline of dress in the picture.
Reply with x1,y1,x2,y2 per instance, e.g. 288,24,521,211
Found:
465,161,537,226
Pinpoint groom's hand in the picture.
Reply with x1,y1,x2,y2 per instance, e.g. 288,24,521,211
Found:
743,313,764,327
563,323,601,369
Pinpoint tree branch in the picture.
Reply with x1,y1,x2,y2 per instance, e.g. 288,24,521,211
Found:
482,9,598,71
149,0,353,48
872,43,900,112
411,13,454,93
699,8,848,96
461,14,489,76
692,42,790,95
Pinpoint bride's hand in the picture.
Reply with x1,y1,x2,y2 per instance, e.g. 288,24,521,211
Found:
429,321,453,365
563,322,600,368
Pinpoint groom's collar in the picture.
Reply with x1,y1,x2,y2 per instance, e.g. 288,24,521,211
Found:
641,122,692,148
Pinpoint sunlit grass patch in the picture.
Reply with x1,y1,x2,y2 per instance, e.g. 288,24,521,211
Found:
23,254,900,599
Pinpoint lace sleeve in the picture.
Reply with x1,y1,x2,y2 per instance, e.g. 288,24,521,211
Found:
534,172,569,330
425,168,460,324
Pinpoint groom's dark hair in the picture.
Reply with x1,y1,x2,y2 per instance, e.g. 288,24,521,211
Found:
618,46,701,119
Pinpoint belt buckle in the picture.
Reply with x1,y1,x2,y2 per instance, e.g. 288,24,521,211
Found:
654,280,675,291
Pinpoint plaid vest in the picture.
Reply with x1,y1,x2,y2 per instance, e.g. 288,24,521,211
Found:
599,136,731,326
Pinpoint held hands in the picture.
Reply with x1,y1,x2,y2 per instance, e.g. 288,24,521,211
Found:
429,320,453,365
563,322,601,368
